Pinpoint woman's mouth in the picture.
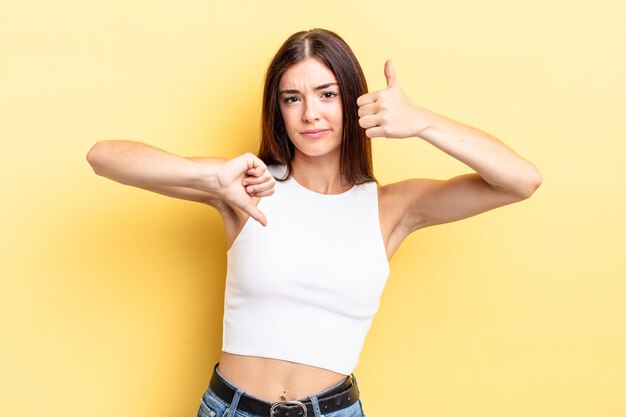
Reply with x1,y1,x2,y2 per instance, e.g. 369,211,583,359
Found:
300,129,329,139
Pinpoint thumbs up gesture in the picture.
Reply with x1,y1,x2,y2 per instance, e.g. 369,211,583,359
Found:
357,60,431,139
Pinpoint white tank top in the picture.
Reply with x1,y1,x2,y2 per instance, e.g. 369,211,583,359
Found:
222,165,390,375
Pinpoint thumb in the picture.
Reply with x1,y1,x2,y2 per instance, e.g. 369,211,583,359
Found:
384,59,398,88
242,202,267,227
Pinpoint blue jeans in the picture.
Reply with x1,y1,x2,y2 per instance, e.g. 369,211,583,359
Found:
197,367,366,417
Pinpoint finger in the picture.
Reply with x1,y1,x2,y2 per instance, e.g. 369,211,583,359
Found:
359,114,380,130
365,126,385,139
246,179,275,195
253,188,275,197
356,92,378,107
243,172,274,185
242,203,267,226
246,166,266,177
244,153,267,172
357,102,379,118
384,59,397,88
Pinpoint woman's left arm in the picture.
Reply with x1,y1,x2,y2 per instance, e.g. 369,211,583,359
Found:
357,60,542,232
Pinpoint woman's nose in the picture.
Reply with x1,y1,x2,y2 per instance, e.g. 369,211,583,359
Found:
302,100,320,122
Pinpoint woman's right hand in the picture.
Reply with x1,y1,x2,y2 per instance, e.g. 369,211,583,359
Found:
214,153,276,226
87,141,276,226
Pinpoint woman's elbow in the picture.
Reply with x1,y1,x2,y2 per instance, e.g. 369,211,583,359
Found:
86,141,108,175
514,165,543,200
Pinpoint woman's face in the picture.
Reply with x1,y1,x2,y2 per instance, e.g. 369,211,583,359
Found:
278,58,343,161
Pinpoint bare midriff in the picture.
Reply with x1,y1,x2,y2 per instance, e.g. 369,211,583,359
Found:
218,352,348,402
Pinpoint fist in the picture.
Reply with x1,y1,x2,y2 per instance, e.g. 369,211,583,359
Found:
216,153,275,226
357,60,431,139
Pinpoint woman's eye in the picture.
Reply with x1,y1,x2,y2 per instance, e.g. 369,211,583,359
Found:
284,96,300,104
321,91,338,99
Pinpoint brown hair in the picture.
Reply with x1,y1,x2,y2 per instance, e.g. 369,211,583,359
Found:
258,28,375,184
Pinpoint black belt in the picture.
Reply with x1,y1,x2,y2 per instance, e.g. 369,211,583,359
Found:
209,365,359,417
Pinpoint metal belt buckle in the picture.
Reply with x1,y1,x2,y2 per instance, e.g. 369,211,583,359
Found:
269,400,307,417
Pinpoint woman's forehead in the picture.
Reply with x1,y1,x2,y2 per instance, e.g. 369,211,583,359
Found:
278,58,337,90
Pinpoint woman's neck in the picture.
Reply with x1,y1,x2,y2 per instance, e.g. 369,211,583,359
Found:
291,154,351,195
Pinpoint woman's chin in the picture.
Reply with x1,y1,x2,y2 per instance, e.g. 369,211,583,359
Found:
294,147,341,160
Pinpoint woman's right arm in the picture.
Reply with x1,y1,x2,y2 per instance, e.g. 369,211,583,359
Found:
86,140,275,225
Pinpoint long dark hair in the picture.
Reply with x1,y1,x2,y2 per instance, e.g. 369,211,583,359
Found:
258,28,375,184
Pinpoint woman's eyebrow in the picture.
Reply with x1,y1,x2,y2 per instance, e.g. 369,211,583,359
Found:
279,82,339,95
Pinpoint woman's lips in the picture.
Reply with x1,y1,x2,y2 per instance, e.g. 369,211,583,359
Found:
300,129,329,139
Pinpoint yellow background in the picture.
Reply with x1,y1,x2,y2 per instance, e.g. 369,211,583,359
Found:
1,1,625,416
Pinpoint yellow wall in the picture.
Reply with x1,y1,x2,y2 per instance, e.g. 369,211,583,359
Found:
1,1,625,416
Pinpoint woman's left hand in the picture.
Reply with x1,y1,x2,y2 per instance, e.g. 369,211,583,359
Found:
357,60,432,139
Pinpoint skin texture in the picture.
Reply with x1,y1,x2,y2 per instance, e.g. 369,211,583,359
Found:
87,57,541,402
277,58,351,195
279,60,343,170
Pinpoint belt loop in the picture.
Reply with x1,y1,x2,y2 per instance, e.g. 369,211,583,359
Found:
308,395,322,417
227,388,244,417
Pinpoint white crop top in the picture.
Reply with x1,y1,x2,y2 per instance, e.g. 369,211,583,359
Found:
222,165,390,375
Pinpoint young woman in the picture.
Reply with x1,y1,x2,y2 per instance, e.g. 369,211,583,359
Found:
87,29,541,417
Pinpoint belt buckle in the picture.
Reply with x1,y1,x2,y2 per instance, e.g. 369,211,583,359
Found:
269,400,307,417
